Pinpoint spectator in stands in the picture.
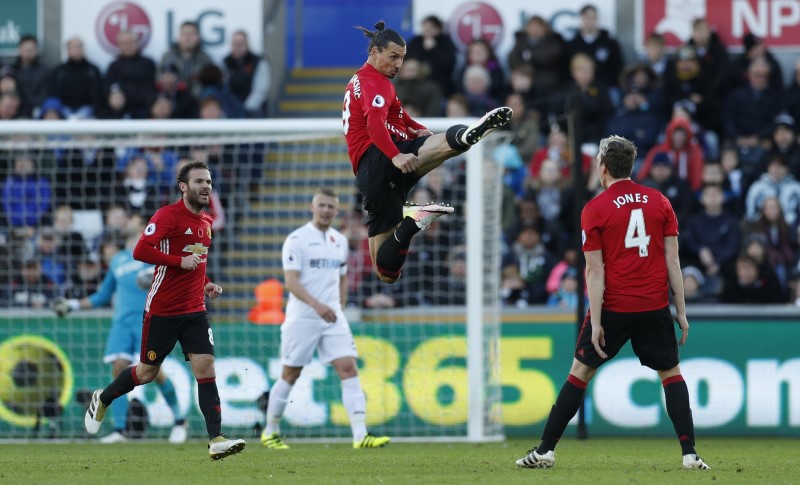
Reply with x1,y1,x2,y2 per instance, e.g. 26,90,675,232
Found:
696,161,740,216
35,228,69,285
52,204,87,268
155,65,197,118
406,15,458,97
395,57,442,117
0,92,21,120
546,266,584,309
745,154,800,226
720,253,784,304
11,35,49,117
729,33,783,93
114,156,161,217
562,53,613,146
341,208,372,308
223,30,270,118
38,97,66,120
606,64,664,160
671,98,718,160
723,57,782,149
97,205,129,252
663,45,721,139
61,253,104,299
434,244,467,305
545,247,580,295
48,37,103,119
0,67,16,95
197,64,246,119
530,126,592,181
527,158,566,251
744,195,796,289
3,152,51,228
501,92,540,162
786,59,800,128
507,15,566,95
637,118,704,191
54,143,116,210
566,4,623,88
502,220,556,305
763,113,800,179
445,93,468,117
506,64,541,113
640,32,670,79
118,144,179,196
457,38,506,102
96,83,133,119
6,258,55,308
104,31,156,119
149,95,174,120
682,184,741,296
640,153,693,228
687,18,730,93
159,21,213,97
494,143,526,201
461,64,499,117
682,265,711,303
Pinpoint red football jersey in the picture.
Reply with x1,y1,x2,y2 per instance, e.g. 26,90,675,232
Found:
343,62,413,173
581,179,679,312
135,199,214,316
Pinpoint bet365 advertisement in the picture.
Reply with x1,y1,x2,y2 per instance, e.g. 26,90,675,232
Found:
0,315,798,439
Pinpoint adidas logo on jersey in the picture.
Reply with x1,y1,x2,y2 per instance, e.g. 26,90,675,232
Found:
185,228,193,235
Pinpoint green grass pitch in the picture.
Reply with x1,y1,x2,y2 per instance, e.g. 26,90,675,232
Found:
1,438,798,484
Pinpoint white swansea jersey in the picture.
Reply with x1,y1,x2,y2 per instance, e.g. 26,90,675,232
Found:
282,222,348,321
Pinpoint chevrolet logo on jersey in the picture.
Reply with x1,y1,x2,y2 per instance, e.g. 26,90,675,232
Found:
183,243,209,255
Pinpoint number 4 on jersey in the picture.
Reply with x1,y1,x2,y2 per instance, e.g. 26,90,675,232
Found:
625,208,651,257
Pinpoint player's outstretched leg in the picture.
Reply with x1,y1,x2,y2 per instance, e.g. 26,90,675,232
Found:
373,202,454,283
459,106,513,145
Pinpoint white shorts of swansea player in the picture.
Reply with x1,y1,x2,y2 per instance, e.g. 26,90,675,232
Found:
280,312,358,367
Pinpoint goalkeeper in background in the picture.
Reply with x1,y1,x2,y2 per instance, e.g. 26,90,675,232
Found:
53,213,187,444
344,21,512,284
261,188,390,450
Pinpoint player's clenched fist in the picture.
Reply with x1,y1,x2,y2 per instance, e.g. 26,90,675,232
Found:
391,153,420,173
204,283,223,299
181,254,201,270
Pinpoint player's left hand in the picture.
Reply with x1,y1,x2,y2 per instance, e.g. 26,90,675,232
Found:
591,322,607,359
204,283,223,299
408,127,433,138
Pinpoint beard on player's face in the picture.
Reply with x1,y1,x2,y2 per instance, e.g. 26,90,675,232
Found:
185,185,210,210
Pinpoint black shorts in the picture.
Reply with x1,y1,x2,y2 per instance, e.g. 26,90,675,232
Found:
355,136,430,237
140,311,215,365
574,306,679,371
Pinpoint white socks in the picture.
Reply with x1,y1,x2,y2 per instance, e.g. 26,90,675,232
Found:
265,378,293,435
341,376,367,442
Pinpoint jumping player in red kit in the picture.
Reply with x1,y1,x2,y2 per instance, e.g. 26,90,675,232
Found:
84,161,246,460
344,21,513,284
515,135,710,471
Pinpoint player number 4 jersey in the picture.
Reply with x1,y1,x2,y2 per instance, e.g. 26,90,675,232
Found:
581,180,679,313
282,222,348,321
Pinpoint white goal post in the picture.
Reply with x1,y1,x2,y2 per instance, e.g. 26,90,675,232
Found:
0,119,506,442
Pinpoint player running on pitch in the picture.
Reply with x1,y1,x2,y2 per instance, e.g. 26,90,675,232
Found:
53,213,188,444
343,20,512,284
83,161,246,460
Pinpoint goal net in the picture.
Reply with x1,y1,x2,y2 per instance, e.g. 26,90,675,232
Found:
0,119,507,442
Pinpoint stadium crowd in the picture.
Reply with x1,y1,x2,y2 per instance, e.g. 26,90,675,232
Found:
4,6,800,309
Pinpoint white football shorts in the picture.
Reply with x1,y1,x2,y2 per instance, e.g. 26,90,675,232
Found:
280,312,358,367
